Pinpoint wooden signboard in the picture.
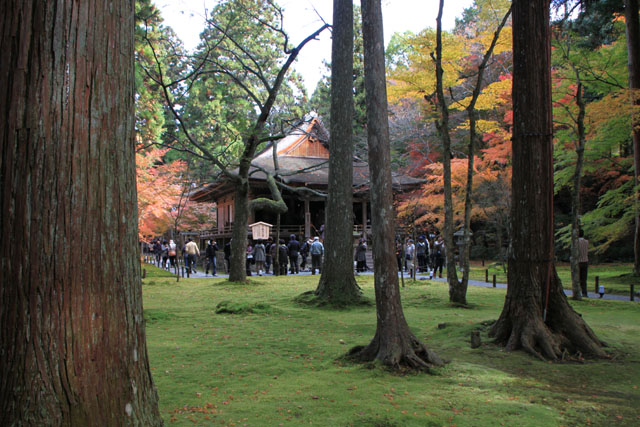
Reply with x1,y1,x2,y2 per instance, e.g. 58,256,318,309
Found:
249,222,272,240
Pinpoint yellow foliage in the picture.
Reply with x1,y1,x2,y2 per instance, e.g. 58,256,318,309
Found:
388,29,467,103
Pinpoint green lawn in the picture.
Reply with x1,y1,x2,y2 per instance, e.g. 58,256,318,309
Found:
468,261,638,297
142,264,640,426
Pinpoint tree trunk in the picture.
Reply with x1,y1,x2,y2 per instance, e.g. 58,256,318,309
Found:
230,179,250,282
0,1,162,424
570,82,587,300
350,0,443,371
315,0,361,304
489,0,605,360
432,0,461,302
625,0,640,275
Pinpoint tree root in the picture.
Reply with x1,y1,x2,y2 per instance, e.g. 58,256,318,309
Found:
347,333,444,373
491,293,608,361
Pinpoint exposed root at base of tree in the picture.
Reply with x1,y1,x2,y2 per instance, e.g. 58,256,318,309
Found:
490,296,608,361
293,290,372,308
346,333,445,373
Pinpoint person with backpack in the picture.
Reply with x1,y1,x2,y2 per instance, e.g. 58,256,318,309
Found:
168,239,178,269
299,237,311,272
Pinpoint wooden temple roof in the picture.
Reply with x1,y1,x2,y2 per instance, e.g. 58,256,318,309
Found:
190,113,425,203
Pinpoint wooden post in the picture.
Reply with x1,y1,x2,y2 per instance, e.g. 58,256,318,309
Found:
493,275,496,288
631,284,635,302
485,269,489,282
142,269,146,279
304,199,311,239
595,276,599,294
362,200,368,235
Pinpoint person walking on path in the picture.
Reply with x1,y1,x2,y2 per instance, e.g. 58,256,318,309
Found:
287,234,301,274
224,239,232,273
264,237,273,274
355,238,368,272
253,240,266,275
300,238,311,271
578,229,589,297
185,238,200,274
310,236,324,275
416,235,429,273
405,238,415,276
278,239,289,275
432,235,445,279
205,239,219,276
168,239,178,268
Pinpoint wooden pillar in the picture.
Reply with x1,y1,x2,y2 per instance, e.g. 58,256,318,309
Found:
304,199,311,238
362,200,368,234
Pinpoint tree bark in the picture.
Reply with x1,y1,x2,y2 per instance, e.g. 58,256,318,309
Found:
433,0,461,302
0,1,162,424
350,0,443,371
570,81,587,300
625,0,640,275
489,0,605,360
315,0,361,304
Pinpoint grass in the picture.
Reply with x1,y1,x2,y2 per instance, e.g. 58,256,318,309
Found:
142,263,640,426
467,261,638,297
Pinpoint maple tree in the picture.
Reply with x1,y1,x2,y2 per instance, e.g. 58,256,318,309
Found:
553,14,637,264
136,148,217,241
388,0,512,304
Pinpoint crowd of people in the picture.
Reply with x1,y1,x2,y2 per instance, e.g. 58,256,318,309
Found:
242,234,325,276
396,232,446,279
146,230,449,279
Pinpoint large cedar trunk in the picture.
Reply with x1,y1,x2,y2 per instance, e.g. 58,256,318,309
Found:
625,0,640,275
489,0,605,360
0,1,162,424
315,0,361,304
350,0,443,370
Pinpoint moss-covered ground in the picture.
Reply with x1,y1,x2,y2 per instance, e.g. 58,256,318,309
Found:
143,264,640,426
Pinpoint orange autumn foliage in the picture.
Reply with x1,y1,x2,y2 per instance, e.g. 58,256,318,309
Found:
136,148,216,240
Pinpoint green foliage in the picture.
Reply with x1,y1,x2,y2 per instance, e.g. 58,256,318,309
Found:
309,6,368,154
551,18,634,255
143,271,640,426
138,0,310,182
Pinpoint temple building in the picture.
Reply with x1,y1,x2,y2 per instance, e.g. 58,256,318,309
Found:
189,113,424,242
